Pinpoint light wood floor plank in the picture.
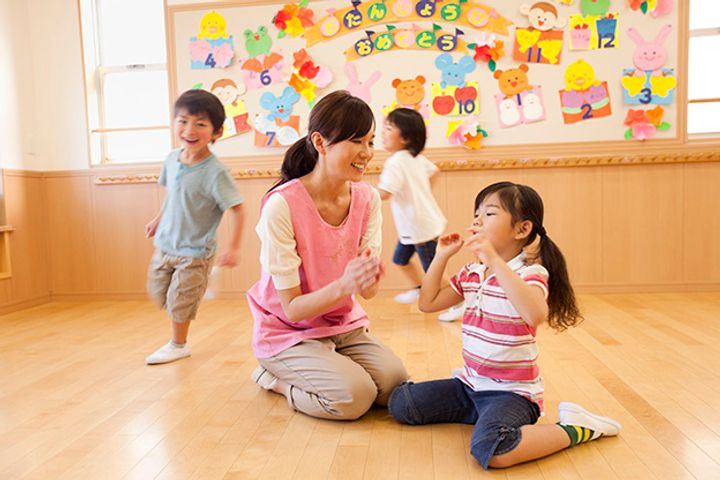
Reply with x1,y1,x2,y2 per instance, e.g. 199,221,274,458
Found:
1,293,719,479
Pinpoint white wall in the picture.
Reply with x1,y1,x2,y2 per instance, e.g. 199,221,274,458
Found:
0,0,89,171
0,0,36,170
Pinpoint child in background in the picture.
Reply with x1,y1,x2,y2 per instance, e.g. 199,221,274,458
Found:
377,108,462,321
144,89,245,365
389,181,620,469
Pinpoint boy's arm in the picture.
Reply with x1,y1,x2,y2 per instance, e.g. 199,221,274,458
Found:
216,203,245,267
378,189,392,201
146,161,169,238
418,234,464,312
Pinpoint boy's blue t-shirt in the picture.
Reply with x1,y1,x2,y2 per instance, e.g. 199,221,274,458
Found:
154,149,243,258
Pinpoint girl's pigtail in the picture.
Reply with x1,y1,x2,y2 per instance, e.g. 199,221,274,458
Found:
538,232,583,331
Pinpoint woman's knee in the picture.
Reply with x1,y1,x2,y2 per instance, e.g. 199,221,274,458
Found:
374,358,409,406
331,373,378,420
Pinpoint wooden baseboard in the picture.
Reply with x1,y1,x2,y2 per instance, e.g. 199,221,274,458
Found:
573,283,720,294
50,292,150,301
34,283,720,305
0,295,51,315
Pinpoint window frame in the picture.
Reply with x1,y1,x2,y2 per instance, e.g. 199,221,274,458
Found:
688,24,720,139
78,0,172,166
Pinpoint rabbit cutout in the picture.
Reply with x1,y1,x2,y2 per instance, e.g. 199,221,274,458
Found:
344,63,381,104
627,24,672,76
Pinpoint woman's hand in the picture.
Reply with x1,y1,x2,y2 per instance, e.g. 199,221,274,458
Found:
436,233,464,259
338,249,383,296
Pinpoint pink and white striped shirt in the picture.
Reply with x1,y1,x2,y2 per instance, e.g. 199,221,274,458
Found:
449,252,549,411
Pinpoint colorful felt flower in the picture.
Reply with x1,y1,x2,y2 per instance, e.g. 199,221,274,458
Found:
624,109,648,126
646,106,665,127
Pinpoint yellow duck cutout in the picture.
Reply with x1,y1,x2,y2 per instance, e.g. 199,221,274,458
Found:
564,59,600,91
198,11,229,40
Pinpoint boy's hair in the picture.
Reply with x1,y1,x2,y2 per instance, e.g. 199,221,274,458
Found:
475,181,583,331
174,89,226,134
386,108,426,157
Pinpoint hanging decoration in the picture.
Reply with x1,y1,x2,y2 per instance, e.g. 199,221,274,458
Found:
513,2,566,65
189,11,234,69
559,59,612,124
568,12,619,50
344,63,382,104
623,106,671,140
240,53,287,90
627,0,674,17
621,25,676,105
272,0,315,38
345,24,469,61
446,117,488,149
468,32,504,72
382,76,431,119
304,0,512,47
209,79,251,140
493,64,546,128
288,49,333,105
253,86,301,147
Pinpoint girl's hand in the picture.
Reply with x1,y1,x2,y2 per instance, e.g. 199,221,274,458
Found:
465,228,501,266
436,233,464,259
338,249,382,295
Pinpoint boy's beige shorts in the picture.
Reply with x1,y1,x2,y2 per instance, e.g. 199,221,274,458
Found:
147,250,213,323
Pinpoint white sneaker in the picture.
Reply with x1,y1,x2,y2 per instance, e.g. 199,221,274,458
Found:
558,402,621,437
394,288,420,304
438,303,465,322
251,365,278,391
145,341,191,365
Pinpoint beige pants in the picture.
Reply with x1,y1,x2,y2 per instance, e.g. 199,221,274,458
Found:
258,327,408,420
147,250,213,323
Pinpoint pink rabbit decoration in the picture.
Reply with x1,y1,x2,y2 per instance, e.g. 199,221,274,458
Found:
627,24,671,77
344,63,382,104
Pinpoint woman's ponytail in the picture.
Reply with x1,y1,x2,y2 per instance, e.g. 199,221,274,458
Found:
270,136,318,192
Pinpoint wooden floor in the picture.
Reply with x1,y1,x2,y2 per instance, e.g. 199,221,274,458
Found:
2,293,720,479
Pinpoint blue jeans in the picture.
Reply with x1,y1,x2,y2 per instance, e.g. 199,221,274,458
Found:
392,239,438,272
388,378,541,469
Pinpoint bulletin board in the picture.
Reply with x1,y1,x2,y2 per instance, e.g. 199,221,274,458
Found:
165,0,688,165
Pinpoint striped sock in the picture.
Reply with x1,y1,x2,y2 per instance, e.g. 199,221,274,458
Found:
557,423,602,446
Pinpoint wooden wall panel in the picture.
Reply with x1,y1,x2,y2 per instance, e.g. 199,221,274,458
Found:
3,172,49,303
524,167,604,286
44,175,94,294
91,182,160,293
602,164,684,285
4,160,719,307
683,162,720,284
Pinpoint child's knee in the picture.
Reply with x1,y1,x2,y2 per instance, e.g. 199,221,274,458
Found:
470,424,523,470
373,359,409,406
388,382,421,424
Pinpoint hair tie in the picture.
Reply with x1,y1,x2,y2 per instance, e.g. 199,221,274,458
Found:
537,226,547,238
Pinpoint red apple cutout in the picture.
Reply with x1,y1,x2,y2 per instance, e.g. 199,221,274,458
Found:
454,86,477,102
433,95,455,115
